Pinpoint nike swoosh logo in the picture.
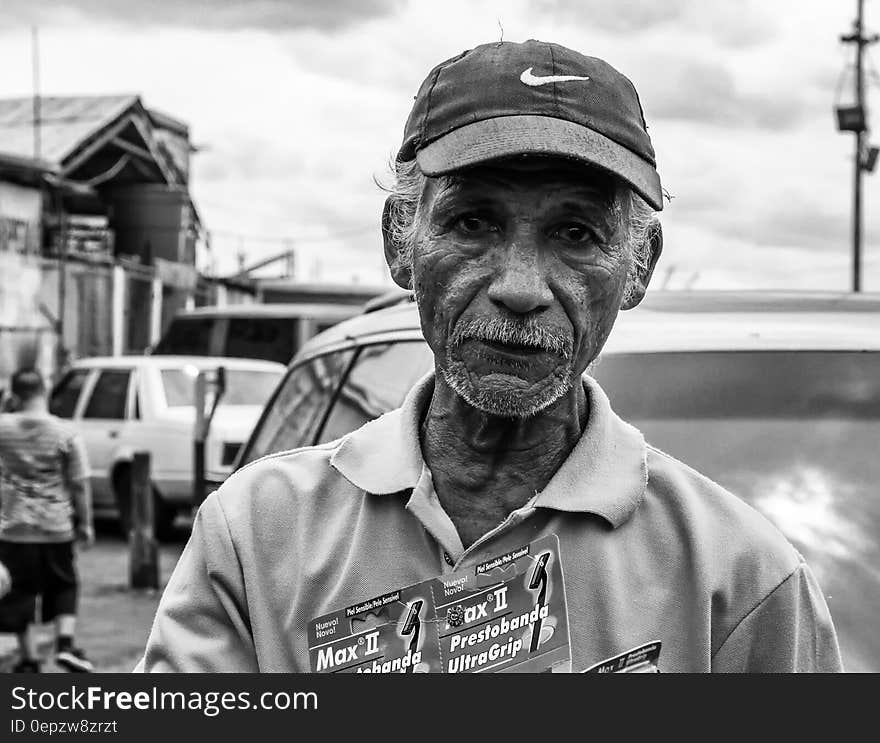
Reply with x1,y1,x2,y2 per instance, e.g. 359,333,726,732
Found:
520,67,590,86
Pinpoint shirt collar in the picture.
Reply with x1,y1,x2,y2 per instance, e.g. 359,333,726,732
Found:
330,373,432,495
330,371,648,528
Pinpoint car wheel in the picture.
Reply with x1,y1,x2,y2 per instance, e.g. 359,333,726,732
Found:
112,465,178,543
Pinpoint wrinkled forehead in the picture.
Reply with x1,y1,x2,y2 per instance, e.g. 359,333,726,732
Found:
423,156,621,208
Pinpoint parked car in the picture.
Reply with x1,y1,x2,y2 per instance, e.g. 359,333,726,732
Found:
150,303,369,365
236,290,880,672
49,355,284,539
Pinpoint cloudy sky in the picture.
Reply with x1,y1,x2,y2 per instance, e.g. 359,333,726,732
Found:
2,0,879,290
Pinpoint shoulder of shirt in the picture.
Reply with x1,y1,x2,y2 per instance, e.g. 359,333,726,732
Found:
643,442,801,572
48,414,78,432
43,415,82,443
231,437,345,478
0,413,74,436
206,436,354,525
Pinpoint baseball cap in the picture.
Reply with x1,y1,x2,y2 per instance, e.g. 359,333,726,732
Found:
398,40,663,211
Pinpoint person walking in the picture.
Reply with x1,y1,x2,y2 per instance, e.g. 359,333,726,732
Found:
0,368,95,673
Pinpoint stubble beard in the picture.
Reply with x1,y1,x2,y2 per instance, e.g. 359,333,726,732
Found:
440,316,576,419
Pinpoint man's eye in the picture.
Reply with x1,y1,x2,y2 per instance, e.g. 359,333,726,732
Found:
454,215,496,234
553,224,594,244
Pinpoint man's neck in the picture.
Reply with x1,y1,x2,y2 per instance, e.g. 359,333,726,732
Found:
420,375,588,548
17,399,48,415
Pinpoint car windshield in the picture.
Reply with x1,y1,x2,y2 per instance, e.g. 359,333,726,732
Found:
239,341,434,466
592,350,880,672
161,368,281,407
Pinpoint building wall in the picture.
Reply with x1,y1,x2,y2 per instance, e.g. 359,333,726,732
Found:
0,182,42,254
0,184,50,388
104,184,195,266
1,250,183,391
0,252,54,391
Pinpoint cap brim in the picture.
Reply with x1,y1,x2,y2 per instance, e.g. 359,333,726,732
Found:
416,115,663,211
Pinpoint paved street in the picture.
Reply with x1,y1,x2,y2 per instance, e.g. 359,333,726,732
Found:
0,524,186,673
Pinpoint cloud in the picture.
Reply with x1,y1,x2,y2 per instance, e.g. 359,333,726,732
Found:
537,0,681,34
3,0,400,32
714,200,880,254
659,162,877,263
655,222,857,291
195,134,306,182
733,204,849,252
656,153,850,257
636,57,810,130
536,0,778,49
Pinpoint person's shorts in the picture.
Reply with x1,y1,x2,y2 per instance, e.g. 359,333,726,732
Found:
0,540,78,632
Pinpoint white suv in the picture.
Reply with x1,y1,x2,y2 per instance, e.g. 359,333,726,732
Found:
49,355,284,539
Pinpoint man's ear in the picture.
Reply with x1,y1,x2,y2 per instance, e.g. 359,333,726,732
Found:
621,221,663,310
382,197,413,290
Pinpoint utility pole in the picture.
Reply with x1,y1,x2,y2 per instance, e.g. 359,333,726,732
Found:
839,0,880,292
32,26,66,378
31,26,41,162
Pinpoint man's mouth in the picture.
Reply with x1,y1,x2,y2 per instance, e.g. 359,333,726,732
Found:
477,339,547,357
449,317,574,366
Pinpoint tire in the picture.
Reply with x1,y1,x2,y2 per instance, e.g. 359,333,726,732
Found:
112,465,178,543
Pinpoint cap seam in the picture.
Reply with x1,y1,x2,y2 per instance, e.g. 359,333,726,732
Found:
625,75,649,131
419,65,444,149
420,50,469,152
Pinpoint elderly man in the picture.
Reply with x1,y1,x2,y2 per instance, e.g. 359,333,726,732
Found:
137,40,842,672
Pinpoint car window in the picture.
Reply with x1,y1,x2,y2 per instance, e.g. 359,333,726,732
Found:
224,317,297,365
49,369,90,418
152,317,217,356
593,350,880,672
592,350,880,419
316,341,434,444
239,350,355,465
82,370,131,420
161,368,281,407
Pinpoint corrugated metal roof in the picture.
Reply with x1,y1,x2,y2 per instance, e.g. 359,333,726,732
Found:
0,95,137,166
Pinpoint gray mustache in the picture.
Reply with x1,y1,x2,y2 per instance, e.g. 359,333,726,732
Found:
451,317,573,358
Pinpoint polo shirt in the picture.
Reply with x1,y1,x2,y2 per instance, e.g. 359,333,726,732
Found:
136,373,843,673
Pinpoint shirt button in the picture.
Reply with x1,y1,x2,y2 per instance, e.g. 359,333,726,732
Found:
443,552,454,566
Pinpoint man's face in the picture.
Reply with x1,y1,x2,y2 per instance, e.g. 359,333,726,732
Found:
410,158,633,418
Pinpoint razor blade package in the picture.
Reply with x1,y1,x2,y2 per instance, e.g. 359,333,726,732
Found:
582,641,662,673
307,534,571,673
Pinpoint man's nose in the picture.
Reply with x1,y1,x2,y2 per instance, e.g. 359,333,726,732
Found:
487,241,553,314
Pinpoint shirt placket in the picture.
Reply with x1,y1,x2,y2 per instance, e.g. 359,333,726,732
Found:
404,464,464,574
456,498,538,568
407,467,540,572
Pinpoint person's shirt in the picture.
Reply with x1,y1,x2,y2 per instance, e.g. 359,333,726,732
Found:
136,373,843,673
0,411,91,542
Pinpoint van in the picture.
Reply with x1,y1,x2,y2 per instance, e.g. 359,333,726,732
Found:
150,303,361,365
